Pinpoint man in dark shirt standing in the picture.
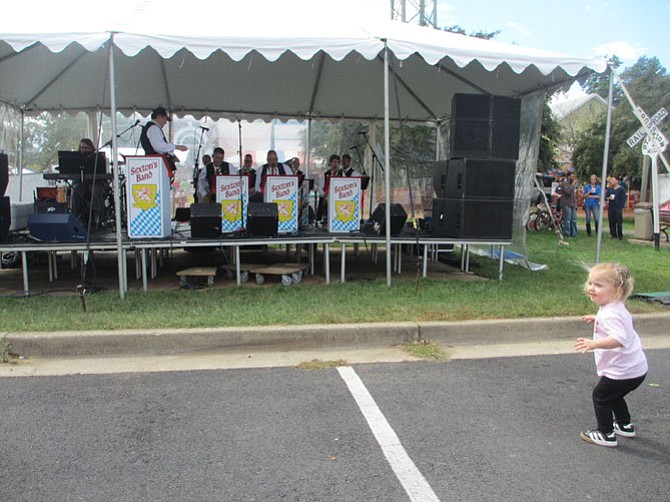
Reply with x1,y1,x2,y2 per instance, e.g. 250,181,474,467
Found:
606,176,627,240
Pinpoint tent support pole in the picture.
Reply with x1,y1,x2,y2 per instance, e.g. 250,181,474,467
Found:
108,35,126,299
383,41,392,287
306,117,312,178
595,65,614,264
18,110,24,202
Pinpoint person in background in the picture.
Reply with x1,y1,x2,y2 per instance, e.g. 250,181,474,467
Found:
559,171,578,237
254,150,287,198
239,153,257,196
193,154,211,202
341,153,359,177
606,176,627,240
583,174,601,237
316,154,341,224
198,147,235,202
575,263,647,448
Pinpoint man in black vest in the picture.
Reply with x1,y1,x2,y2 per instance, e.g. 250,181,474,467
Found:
253,150,287,199
341,153,359,177
139,106,187,180
198,147,236,202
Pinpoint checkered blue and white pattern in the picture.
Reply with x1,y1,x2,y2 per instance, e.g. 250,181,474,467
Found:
277,192,298,233
221,194,248,233
130,191,163,237
329,192,360,233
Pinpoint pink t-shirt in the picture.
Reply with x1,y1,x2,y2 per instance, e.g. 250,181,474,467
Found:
592,301,648,379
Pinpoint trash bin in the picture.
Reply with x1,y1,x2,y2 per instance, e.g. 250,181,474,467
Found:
634,202,653,240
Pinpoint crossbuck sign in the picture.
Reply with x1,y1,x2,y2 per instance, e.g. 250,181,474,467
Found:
626,106,668,156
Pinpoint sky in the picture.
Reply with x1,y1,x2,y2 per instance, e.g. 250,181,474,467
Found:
431,0,670,70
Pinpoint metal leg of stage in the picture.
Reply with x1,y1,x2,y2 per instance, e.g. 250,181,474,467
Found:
423,244,428,277
324,243,330,285
21,251,29,296
47,252,56,282
309,244,314,276
141,248,148,292
235,246,241,286
465,245,470,273
396,244,402,275
498,245,505,281
341,243,346,283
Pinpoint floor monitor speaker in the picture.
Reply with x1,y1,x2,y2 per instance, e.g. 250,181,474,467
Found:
432,197,513,240
445,158,516,199
247,202,278,237
450,94,521,161
0,153,8,198
0,196,10,242
370,203,407,236
190,203,221,238
35,201,69,214
28,213,87,242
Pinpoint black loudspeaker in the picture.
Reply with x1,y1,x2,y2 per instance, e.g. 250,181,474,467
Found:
445,158,516,199
0,153,8,198
35,201,69,214
190,203,221,238
28,213,87,242
247,202,278,237
432,197,514,239
432,160,448,197
0,196,10,242
450,94,521,160
371,203,407,236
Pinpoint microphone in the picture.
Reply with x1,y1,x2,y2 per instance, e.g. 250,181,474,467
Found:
198,126,210,131
131,119,141,127
349,145,359,150
357,131,367,135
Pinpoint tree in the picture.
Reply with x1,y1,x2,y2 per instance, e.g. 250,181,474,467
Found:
538,100,563,172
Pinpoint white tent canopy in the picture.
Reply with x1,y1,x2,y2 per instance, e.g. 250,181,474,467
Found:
0,2,606,294
0,3,605,122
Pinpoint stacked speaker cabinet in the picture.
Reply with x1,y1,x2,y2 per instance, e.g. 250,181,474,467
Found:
433,93,520,240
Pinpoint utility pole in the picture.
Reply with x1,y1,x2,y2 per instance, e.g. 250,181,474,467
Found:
390,0,438,28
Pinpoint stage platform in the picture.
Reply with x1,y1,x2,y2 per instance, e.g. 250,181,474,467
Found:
0,225,511,296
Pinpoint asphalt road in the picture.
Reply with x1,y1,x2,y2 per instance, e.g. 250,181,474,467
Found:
1,350,669,502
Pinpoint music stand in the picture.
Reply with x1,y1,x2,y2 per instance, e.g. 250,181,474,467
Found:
57,151,107,176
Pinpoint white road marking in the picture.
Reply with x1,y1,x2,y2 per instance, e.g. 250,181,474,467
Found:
337,365,440,502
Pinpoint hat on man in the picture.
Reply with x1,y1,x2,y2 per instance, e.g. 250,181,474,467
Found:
151,106,172,121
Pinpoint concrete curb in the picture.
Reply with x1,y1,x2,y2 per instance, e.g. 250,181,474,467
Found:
3,313,669,358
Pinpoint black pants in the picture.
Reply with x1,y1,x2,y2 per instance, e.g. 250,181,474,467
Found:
608,207,623,239
592,374,646,434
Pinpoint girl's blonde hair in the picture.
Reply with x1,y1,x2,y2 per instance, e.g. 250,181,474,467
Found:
584,262,635,302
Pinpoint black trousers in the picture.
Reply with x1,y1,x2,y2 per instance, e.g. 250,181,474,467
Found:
608,207,624,239
592,374,646,434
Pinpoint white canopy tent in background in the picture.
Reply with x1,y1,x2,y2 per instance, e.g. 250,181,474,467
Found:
0,1,606,296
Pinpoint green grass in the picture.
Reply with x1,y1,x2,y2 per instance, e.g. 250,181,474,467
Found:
1,220,668,332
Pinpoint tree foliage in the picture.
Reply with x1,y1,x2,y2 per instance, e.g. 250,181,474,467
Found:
572,56,669,183
538,100,562,172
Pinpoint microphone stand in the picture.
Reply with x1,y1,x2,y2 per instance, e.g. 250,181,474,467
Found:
100,120,141,149
192,127,207,202
359,131,384,216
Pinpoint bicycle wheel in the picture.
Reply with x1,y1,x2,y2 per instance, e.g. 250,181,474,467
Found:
535,211,550,231
526,212,538,231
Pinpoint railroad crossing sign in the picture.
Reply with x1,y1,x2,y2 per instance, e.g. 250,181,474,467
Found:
626,106,668,156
